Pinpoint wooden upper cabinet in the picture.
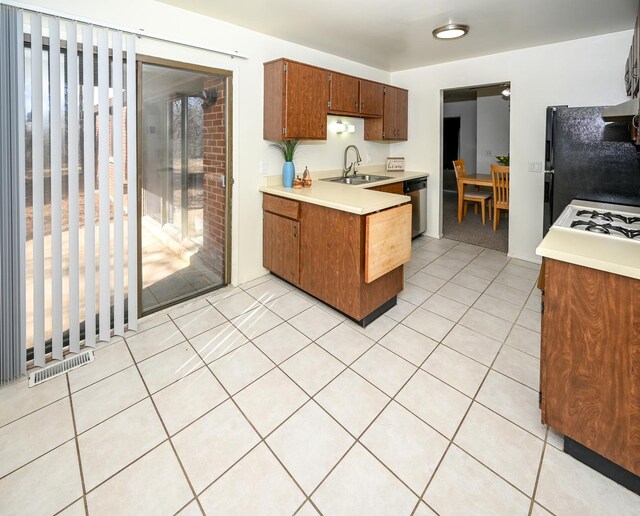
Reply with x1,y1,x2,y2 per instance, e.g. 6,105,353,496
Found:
263,59,329,140
329,72,360,115
396,88,408,140
264,57,408,142
383,86,399,139
359,80,384,117
364,85,408,141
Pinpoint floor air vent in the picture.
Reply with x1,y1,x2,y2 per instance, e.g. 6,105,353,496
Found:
28,350,95,387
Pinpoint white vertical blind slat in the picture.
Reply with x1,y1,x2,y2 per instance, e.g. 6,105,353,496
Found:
49,18,63,360
67,21,80,352
82,24,96,347
126,34,137,331
31,14,45,367
112,32,124,336
17,8,26,369
97,28,110,342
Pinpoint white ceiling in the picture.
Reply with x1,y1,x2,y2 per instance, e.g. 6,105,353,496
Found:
159,0,636,71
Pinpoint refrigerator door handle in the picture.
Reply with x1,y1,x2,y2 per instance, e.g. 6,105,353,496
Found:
545,107,556,171
545,105,567,171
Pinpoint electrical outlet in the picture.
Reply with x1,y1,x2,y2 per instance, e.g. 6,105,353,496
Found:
366,153,373,163
260,160,268,175
528,161,542,173
484,150,492,157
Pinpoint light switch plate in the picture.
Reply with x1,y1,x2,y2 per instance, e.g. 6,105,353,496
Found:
260,160,268,175
528,161,542,173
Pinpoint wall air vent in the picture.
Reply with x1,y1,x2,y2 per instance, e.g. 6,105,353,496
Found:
28,350,95,387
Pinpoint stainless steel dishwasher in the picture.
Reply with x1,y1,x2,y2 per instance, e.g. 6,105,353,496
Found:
404,177,428,238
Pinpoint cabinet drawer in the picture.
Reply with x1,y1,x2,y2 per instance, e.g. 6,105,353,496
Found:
365,204,411,283
368,182,404,195
263,194,300,220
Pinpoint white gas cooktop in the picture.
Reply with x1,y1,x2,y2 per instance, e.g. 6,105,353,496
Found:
554,200,640,241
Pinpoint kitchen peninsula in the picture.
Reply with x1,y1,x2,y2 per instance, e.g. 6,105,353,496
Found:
259,170,429,325
537,200,640,492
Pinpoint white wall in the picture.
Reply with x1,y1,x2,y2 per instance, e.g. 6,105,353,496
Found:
476,94,510,172
24,0,393,284
390,31,632,262
443,100,477,172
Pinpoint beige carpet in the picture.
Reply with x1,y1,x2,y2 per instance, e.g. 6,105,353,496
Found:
442,191,509,253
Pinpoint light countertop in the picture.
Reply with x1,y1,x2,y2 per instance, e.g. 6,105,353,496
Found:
536,229,640,280
259,169,430,215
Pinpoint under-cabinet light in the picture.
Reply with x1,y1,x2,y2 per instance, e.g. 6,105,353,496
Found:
332,120,355,134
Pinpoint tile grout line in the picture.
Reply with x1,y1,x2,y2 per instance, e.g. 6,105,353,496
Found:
121,336,207,515
293,323,447,506
3,243,550,514
197,349,311,506
414,309,538,513
528,427,551,515
166,308,316,509
64,373,89,515
178,288,414,508
189,244,539,511
0,393,70,431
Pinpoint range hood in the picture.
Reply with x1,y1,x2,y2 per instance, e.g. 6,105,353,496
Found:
602,98,638,122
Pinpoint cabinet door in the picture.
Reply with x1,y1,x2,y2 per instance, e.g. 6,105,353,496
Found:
396,88,408,140
330,73,360,114
382,86,399,140
285,61,329,140
263,212,299,284
541,259,640,475
360,80,384,117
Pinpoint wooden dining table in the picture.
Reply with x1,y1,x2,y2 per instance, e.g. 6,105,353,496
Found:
457,173,493,223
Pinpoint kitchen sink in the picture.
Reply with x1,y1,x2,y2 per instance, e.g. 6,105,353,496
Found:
322,174,390,185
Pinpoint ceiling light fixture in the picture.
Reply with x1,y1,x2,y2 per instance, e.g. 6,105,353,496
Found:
432,23,470,40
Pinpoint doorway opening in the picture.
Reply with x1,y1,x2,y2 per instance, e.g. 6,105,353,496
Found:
139,58,232,315
441,83,510,253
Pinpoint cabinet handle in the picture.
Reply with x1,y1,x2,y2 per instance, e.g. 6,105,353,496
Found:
361,102,365,111
293,225,297,238
354,101,358,109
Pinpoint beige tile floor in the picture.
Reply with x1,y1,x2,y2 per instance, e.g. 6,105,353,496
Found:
1,237,639,515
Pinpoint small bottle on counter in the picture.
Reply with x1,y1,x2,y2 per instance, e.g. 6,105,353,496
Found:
293,175,303,189
302,166,312,188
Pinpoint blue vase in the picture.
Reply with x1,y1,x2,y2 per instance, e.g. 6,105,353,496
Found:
283,161,295,188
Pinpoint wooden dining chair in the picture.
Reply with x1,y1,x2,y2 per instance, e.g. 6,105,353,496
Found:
453,160,492,225
490,164,510,231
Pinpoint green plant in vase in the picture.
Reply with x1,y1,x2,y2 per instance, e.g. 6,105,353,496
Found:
495,154,510,166
270,139,300,188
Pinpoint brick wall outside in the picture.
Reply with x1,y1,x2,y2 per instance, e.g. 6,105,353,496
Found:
200,77,227,276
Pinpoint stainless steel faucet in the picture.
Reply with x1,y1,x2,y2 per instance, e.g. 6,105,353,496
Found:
342,145,362,177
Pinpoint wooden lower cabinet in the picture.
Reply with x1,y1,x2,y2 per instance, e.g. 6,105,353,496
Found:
367,182,404,194
540,258,640,476
263,212,299,285
262,193,405,322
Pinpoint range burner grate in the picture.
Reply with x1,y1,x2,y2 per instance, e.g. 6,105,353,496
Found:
570,220,640,239
576,210,640,225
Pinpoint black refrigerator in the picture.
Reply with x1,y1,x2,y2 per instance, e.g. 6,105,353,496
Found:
543,105,640,234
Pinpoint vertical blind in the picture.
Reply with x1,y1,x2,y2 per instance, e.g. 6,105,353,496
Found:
0,5,26,383
24,13,138,369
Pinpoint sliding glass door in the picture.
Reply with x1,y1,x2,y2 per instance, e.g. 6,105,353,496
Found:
139,59,231,315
